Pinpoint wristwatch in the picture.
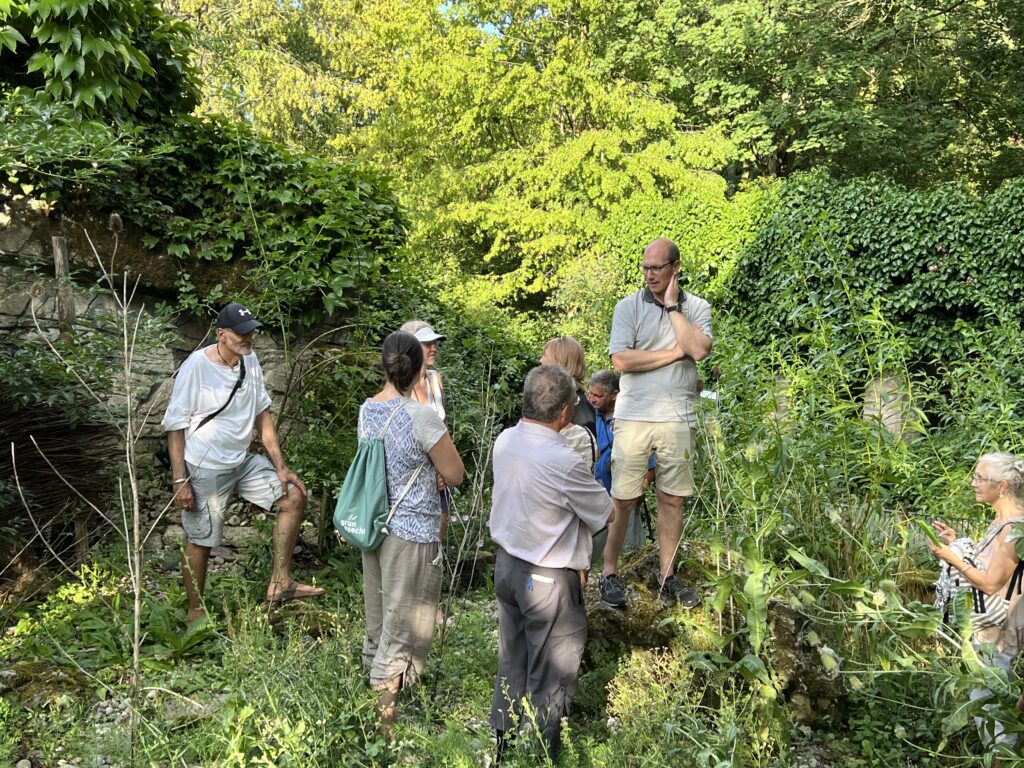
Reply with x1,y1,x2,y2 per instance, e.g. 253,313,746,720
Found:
666,305,680,314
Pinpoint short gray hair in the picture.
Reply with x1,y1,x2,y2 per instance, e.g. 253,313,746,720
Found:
589,369,619,393
523,365,575,422
977,452,1024,504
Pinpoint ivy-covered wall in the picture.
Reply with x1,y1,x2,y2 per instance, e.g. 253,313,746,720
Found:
3,101,407,329
724,173,1024,366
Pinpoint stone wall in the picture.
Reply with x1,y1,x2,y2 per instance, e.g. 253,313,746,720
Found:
0,200,341,561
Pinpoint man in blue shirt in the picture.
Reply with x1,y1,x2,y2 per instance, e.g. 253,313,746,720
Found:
589,369,652,552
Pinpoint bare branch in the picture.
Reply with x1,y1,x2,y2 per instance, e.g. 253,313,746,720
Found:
28,289,120,431
11,443,77,576
28,436,125,538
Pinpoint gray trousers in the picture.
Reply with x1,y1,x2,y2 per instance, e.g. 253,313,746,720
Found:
362,534,442,688
490,548,587,759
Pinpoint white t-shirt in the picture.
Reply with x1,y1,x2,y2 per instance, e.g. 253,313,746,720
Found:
162,347,273,470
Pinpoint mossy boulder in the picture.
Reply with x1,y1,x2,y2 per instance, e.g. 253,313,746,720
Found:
0,660,91,710
584,540,845,722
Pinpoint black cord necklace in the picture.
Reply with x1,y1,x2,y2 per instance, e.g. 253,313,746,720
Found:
214,342,239,369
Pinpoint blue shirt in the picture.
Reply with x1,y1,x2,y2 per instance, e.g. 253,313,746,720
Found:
594,410,614,492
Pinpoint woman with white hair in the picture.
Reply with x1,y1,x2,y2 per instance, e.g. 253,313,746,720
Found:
928,452,1024,758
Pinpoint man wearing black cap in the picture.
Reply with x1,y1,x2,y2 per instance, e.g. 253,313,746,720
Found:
163,302,322,624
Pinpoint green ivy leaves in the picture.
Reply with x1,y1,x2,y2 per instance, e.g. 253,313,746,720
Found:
84,116,406,326
726,172,1024,366
2,0,197,117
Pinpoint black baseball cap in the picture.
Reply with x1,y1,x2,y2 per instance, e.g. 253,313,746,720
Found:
216,302,262,334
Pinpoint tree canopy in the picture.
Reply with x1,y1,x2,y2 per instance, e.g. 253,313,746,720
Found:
164,0,1024,328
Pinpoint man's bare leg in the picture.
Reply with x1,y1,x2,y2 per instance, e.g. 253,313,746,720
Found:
182,542,210,623
654,490,684,579
602,496,639,576
266,485,323,600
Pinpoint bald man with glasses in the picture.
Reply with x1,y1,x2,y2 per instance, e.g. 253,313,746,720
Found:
598,238,713,610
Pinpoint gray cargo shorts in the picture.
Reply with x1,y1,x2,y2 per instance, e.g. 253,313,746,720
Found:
183,453,282,547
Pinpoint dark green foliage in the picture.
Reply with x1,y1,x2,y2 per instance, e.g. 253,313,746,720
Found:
282,291,535,500
842,675,952,767
110,116,406,324
0,0,198,119
726,173,1024,367
9,112,407,326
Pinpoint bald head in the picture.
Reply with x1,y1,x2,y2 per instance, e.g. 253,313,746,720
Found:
644,238,680,263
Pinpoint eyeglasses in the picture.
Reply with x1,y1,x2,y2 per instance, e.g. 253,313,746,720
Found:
228,329,259,339
640,262,676,274
973,472,996,483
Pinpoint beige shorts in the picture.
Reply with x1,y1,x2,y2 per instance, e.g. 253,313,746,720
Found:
610,419,694,500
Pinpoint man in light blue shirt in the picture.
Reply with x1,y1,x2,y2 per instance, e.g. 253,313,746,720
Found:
600,238,713,610
488,365,612,762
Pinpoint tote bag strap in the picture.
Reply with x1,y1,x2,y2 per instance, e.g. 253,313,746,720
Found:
374,398,429,529
1004,560,1024,600
378,402,404,438
356,399,405,439
383,460,429,529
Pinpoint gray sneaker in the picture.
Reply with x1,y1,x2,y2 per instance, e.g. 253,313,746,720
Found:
659,575,699,609
599,574,627,608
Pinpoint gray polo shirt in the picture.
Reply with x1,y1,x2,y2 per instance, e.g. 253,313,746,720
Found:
609,287,713,424
489,421,613,571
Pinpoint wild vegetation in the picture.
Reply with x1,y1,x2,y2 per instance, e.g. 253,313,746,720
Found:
4,0,1024,764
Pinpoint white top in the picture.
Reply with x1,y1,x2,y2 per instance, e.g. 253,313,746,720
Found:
423,369,446,422
489,421,612,570
974,516,1024,653
162,347,273,470
560,424,596,471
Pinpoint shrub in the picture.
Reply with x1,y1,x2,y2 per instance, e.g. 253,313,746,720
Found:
727,172,1024,366
0,0,198,118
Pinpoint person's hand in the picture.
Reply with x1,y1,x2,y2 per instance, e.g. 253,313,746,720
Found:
928,540,955,564
931,520,956,544
642,468,655,492
279,467,307,497
436,471,447,492
173,480,194,512
664,273,680,306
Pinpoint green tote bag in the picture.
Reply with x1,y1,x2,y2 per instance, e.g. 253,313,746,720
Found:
333,402,426,551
